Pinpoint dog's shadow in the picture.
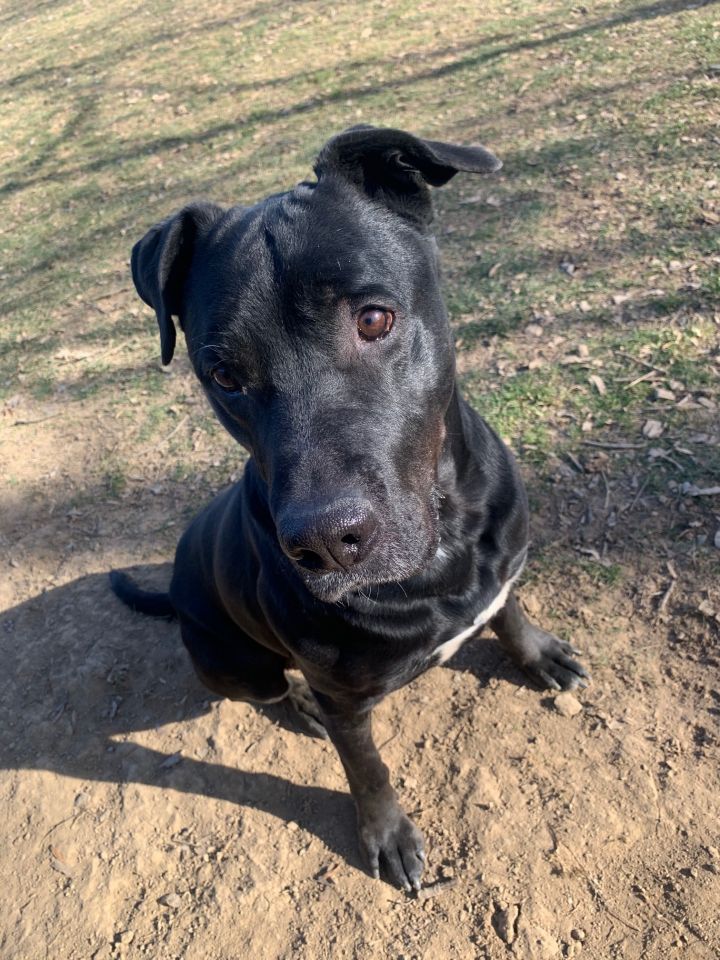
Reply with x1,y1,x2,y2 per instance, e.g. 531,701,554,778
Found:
0,566,361,868
0,566,525,870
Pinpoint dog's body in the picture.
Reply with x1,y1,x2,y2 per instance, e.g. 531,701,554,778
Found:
112,127,588,892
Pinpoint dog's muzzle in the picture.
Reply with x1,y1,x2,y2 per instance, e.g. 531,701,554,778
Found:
275,495,379,574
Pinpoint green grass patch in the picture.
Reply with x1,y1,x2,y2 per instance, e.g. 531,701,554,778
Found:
1,0,718,525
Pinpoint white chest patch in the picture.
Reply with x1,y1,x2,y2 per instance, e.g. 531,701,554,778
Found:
432,560,525,665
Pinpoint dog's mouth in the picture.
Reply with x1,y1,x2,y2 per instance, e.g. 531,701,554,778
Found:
298,548,436,604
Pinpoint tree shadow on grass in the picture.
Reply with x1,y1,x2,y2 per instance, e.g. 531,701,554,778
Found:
3,0,716,199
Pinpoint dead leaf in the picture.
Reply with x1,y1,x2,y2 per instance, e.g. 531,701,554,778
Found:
588,374,606,395
642,419,664,439
49,847,75,878
654,387,676,401
699,208,720,225
682,482,720,496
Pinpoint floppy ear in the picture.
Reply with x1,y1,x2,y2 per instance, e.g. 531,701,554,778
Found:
314,125,501,227
131,201,224,365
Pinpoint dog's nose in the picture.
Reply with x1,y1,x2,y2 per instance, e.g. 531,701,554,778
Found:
276,497,378,573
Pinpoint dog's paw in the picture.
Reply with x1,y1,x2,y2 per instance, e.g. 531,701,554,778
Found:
285,673,329,739
358,803,425,892
519,625,590,692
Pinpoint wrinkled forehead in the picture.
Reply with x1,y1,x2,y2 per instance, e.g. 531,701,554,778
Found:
197,180,435,328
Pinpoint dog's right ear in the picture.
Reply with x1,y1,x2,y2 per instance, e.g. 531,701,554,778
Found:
314,125,501,228
131,201,224,365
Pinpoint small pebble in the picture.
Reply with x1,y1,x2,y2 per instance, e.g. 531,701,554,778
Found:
493,902,519,944
571,928,587,942
159,893,181,909
554,692,583,718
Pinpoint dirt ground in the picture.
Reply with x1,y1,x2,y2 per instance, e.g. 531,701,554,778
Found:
2,339,719,960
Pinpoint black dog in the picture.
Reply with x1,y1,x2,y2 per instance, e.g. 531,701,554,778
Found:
111,126,588,892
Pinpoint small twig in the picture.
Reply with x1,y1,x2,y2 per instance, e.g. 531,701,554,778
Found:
559,842,641,933
601,471,611,511
614,350,668,375
13,412,62,426
160,414,189,446
657,579,676,615
685,485,720,497
564,451,585,473
57,342,127,365
89,285,131,302
415,878,458,902
626,370,658,389
81,299,109,315
582,440,647,450
624,475,650,513
41,808,88,842
650,448,683,469
377,730,400,751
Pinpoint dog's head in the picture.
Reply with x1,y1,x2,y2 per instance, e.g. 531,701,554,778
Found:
131,126,500,601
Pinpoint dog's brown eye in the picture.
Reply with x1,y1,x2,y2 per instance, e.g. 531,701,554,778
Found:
357,307,394,341
211,366,242,392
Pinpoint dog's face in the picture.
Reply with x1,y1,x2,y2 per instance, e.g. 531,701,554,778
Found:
132,127,500,601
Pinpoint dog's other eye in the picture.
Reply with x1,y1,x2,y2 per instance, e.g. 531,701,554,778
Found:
211,365,244,392
357,307,394,342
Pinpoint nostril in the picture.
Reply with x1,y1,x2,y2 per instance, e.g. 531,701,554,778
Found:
277,497,378,573
294,549,326,571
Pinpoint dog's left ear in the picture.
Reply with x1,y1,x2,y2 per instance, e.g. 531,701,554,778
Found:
314,125,501,227
131,201,224,365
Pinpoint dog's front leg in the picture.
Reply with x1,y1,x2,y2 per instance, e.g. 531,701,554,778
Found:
491,592,590,691
314,694,425,891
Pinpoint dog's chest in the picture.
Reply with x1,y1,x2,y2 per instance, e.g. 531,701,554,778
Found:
431,562,524,665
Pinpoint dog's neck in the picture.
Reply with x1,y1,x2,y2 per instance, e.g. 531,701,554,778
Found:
399,382,495,595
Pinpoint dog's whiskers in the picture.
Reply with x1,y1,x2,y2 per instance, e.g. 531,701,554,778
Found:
195,342,225,356
393,580,408,599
